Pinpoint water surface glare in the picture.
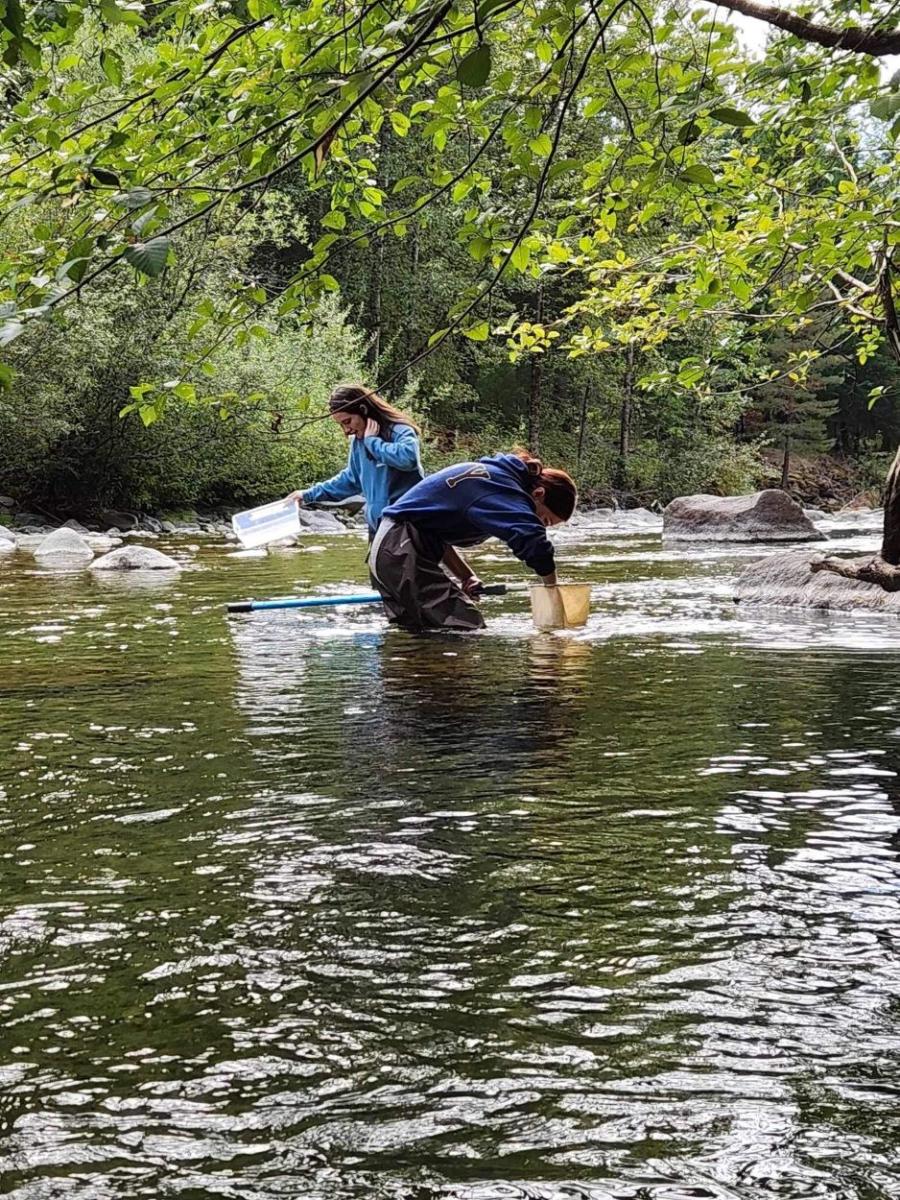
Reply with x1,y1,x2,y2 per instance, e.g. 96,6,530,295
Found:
2,520,900,1199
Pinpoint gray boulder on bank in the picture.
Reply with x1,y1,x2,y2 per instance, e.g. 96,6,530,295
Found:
91,546,181,571
97,509,139,531
664,489,826,542
297,508,348,535
33,527,94,563
735,551,900,616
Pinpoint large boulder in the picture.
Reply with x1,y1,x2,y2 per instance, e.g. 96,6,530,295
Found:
297,508,348,535
33,527,94,563
664,489,826,542
91,546,181,571
735,551,900,616
0,495,15,509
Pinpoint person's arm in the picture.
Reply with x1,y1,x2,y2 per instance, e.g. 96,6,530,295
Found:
442,545,482,595
362,423,421,472
296,448,361,505
464,493,557,578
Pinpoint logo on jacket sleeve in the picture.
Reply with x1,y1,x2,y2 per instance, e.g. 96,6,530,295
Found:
446,464,490,489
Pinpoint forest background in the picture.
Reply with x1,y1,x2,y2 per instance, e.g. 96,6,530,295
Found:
2,0,900,518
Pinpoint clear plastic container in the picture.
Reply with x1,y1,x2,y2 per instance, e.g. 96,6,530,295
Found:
232,498,301,548
530,583,591,630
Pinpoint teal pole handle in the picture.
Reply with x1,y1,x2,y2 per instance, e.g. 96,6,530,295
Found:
226,584,508,614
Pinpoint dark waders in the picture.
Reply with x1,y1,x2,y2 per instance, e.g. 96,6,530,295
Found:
369,518,485,632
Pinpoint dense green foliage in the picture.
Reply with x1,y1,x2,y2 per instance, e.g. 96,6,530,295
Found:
2,0,900,510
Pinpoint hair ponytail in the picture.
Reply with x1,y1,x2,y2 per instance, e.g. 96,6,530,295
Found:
513,448,578,522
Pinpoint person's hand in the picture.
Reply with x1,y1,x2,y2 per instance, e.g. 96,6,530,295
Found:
462,574,483,597
287,490,304,507
362,418,379,439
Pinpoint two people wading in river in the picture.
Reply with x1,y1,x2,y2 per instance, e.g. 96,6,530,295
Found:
287,384,577,632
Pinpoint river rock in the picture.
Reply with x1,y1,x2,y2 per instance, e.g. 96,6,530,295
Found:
735,551,900,616
0,495,15,509
97,509,139,531
62,518,92,535
298,508,348,535
14,512,48,528
91,546,181,571
664,489,826,542
33,527,94,563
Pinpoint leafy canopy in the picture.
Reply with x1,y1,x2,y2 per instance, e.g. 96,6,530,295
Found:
2,0,900,412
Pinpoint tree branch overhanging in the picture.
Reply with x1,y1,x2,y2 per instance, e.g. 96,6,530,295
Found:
715,0,900,55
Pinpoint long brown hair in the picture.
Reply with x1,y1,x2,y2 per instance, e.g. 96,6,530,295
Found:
514,449,578,521
328,383,421,435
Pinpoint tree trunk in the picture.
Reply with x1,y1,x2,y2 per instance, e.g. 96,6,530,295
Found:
528,282,544,454
615,343,635,489
811,444,900,590
882,445,900,565
576,386,589,473
780,434,790,491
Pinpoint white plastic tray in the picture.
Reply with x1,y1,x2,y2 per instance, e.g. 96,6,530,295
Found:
232,498,301,548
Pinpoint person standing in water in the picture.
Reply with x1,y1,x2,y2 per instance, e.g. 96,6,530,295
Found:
288,384,423,535
370,451,578,631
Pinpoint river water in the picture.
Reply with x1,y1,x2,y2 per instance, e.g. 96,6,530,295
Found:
2,514,900,1199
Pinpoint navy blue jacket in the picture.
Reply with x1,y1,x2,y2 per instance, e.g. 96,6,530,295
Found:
383,454,556,577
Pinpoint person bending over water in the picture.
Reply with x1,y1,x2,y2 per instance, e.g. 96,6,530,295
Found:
288,384,423,535
370,451,577,631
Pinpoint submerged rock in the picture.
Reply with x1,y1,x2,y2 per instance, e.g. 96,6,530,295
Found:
91,546,181,571
664,489,825,542
33,527,94,563
735,551,900,616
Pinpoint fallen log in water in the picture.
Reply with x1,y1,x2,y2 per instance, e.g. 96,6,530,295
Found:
735,551,900,616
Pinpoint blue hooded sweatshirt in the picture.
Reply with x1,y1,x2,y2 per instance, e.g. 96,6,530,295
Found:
383,454,556,577
302,423,423,530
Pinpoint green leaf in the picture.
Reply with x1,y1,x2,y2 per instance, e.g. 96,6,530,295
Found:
100,48,123,86
390,110,410,136
511,242,530,271
679,164,716,187
122,186,153,209
139,404,159,427
321,209,346,230
457,43,491,89
870,94,900,121
124,236,171,277
0,320,24,348
463,321,490,341
708,106,754,127
529,133,553,157
676,119,700,145
91,165,120,187
476,0,510,18
428,327,449,347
